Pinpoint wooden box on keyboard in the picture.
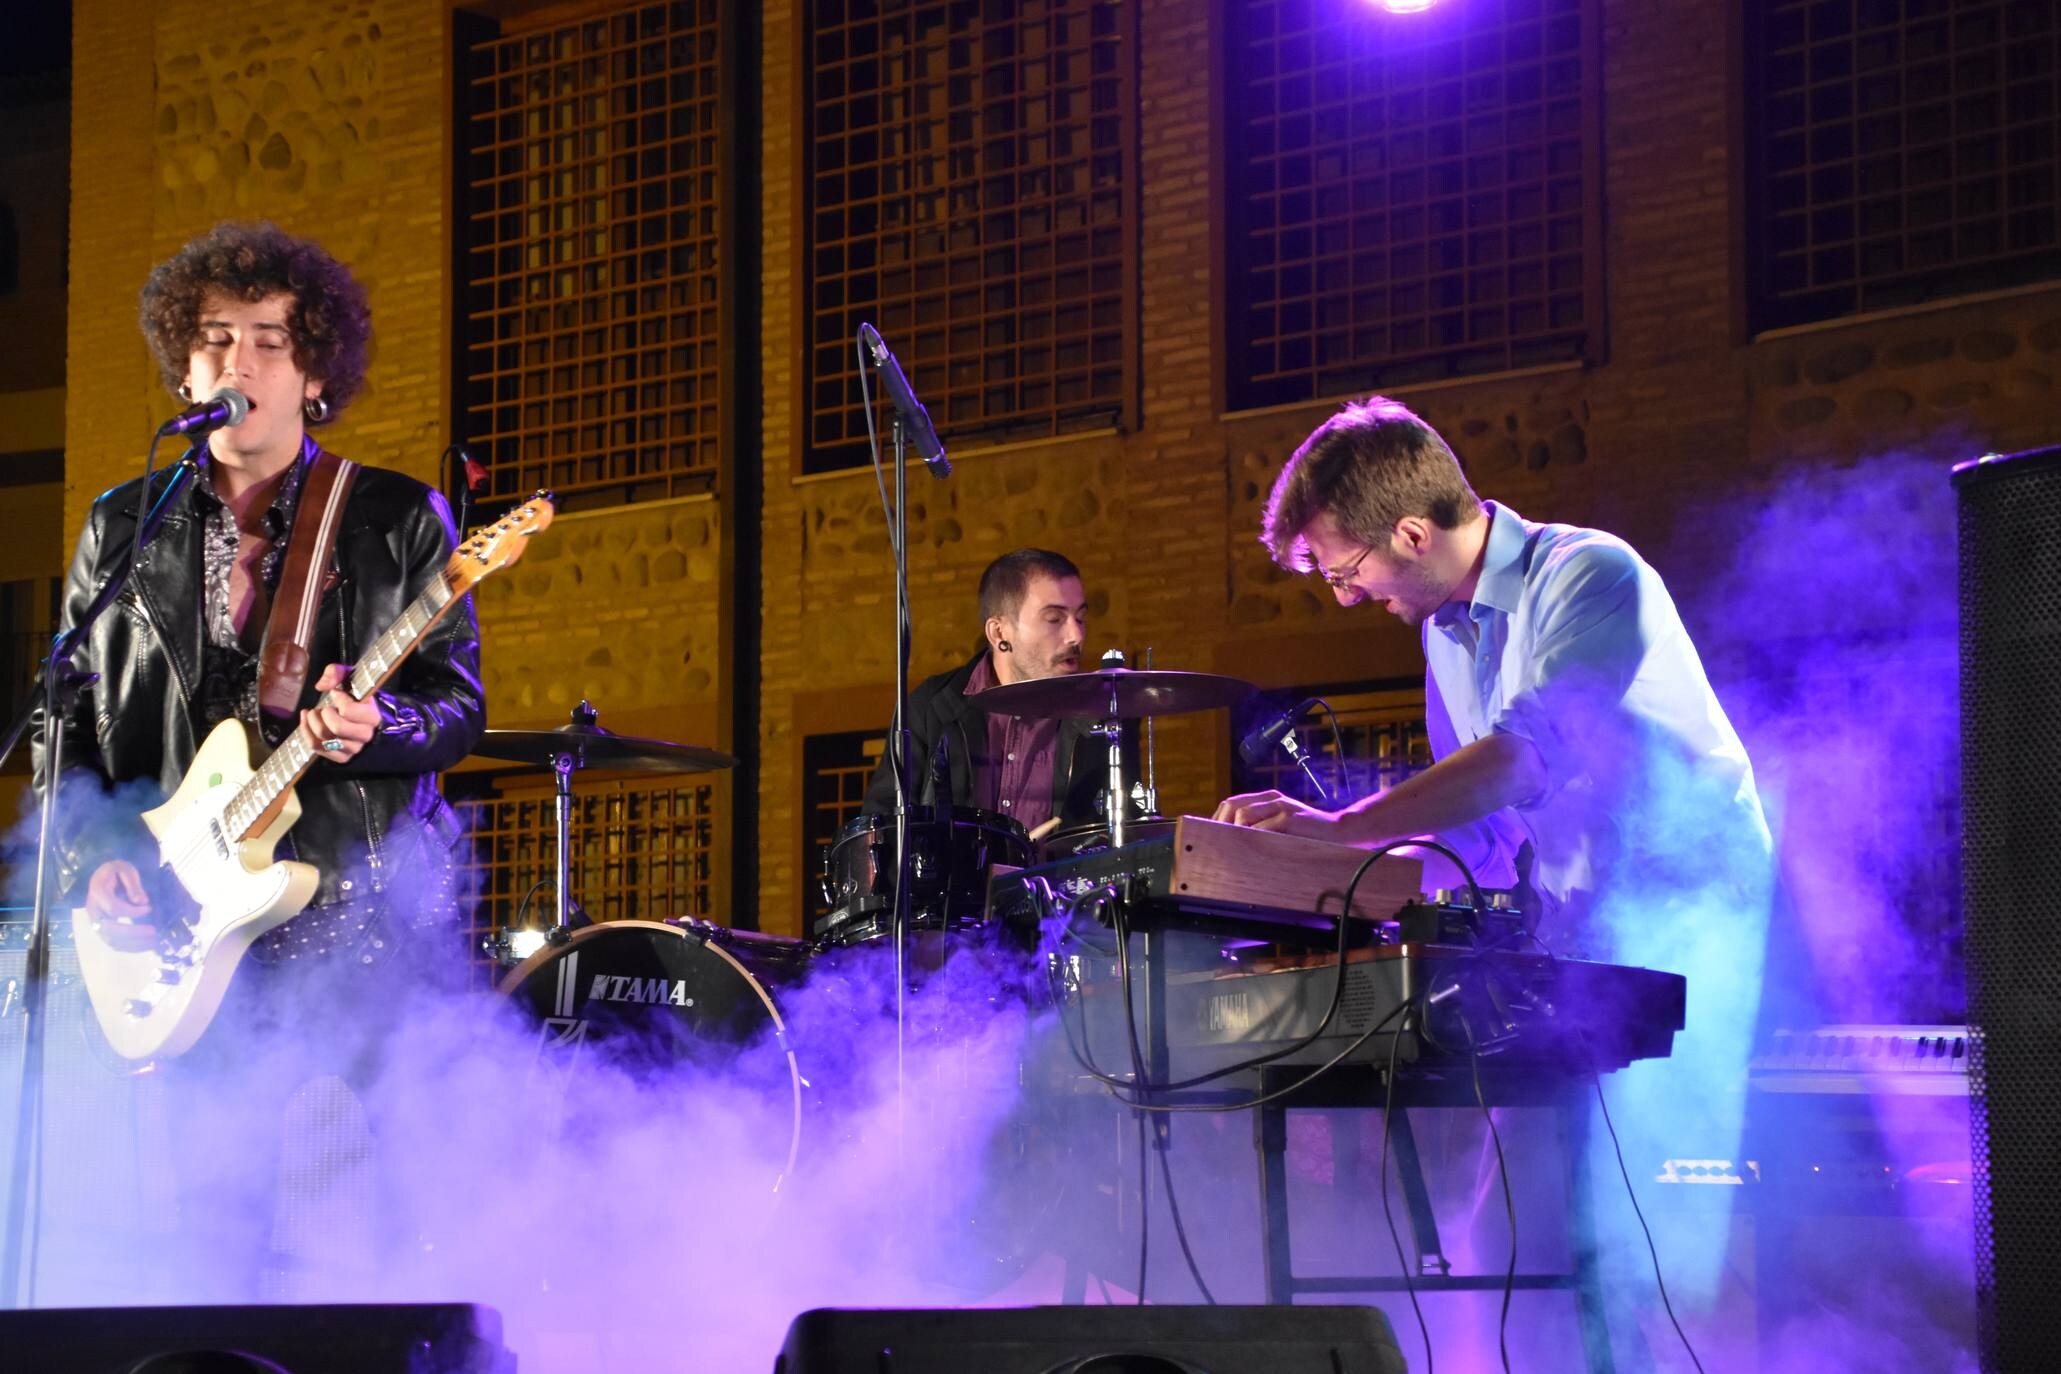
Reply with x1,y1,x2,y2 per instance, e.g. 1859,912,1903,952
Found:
988,815,1422,943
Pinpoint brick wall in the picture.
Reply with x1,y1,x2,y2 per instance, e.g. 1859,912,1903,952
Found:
64,0,2056,936
67,0,454,533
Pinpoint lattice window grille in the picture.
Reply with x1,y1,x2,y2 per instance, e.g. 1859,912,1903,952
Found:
1227,0,1600,410
804,0,1135,473
460,0,726,507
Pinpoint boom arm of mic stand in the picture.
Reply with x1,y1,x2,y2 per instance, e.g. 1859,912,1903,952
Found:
1280,730,1335,806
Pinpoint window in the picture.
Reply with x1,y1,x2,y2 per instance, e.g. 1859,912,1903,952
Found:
1748,0,2061,331
457,1,730,508
1229,680,1430,803
1226,0,1601,410
801,727,885,934
453,772,719,986
803,0,1137,473
0,574,59,718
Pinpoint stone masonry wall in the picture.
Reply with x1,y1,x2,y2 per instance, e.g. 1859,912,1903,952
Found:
68,0,2060,937
67,0,733,916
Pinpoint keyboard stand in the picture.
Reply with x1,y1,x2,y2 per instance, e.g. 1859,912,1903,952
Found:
1252,1064,1616,1374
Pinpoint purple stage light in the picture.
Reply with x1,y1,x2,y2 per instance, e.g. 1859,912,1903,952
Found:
1371,0,1441,13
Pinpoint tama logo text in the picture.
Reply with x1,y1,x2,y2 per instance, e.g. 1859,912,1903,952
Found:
587,974,694,1007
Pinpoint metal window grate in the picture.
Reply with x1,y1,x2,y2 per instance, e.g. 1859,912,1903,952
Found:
1,576,60,720
801,728,886,931
803,0,1136,474
1748,0,2061,331
454,773,718,985
458,1,727,508
1226,0,1600,410
1230,684,1430,803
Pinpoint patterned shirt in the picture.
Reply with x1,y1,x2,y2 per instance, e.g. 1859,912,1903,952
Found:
192,438,313,740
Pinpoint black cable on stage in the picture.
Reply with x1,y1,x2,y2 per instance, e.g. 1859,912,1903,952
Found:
1109,889,1151,1305
1155,1123,1216,1303
510,875,550,931
1589,1043,1708,1374
1465,1013,1518,1374
1379,1001,1434,1374
1133,1098,1149,1304
1102,886,1217,1303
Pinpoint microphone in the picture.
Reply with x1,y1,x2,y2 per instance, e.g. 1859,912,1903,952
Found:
1240,696,1337,804
157,387,249,438
1238,697,1320,767
859,323,950,478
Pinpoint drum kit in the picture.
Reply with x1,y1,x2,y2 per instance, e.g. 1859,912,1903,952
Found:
477,664,1259,1185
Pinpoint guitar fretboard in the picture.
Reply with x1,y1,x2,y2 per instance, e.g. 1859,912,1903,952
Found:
221,573,458,842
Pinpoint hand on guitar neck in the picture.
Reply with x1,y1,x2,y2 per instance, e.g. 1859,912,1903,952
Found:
299,662,380,766
83,661,377,951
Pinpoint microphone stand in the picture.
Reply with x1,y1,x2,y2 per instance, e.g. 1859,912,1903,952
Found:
0,453,199,1309
889,415,913,1139
1279,729,1336,806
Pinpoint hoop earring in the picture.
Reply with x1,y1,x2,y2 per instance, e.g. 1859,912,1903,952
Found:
176,382,193,403
303,394,332,425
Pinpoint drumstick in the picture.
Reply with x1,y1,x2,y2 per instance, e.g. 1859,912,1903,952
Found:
1027,816,1062,842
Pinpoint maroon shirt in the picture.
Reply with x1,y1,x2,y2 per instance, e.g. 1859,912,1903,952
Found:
964,653,1061,833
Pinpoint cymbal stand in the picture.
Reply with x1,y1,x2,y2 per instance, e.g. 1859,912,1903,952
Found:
544,702,598,939
548,750,578,937
1091,649,1130,849
1141,646,1158,815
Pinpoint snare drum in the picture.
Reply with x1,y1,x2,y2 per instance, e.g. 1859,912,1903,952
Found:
818,807,1032,945
497,919,811,1180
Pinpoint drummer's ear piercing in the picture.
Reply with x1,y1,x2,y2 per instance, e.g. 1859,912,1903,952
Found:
998,640,1011,652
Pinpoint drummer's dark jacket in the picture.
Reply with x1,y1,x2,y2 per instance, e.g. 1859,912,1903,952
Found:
860,650,1138,825
31,452,484,919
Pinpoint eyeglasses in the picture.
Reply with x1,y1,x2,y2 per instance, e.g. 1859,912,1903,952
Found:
1317,546,1374,591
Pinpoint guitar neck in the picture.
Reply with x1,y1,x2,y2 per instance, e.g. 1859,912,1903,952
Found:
222,572,461,843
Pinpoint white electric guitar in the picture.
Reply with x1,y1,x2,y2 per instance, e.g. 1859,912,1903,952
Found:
73,493,555,1060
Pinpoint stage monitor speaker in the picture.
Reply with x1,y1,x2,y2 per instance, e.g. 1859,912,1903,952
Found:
0,1303,513,1373
1955,444,2061,1372
774,1304,1408,1374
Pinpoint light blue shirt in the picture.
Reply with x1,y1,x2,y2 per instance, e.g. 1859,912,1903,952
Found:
1423,502,1771,946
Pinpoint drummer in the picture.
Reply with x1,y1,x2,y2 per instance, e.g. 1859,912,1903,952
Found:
862,548,1127,836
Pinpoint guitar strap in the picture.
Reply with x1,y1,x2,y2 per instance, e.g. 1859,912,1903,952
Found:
258,444,360,724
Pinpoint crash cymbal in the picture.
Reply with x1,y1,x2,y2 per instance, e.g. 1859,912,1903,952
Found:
471,702,736,773
968,667,1254,719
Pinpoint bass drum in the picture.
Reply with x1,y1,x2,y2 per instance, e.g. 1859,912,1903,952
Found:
497,919,811,1183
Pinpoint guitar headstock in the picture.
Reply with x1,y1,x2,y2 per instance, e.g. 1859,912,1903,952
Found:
447,491,556,593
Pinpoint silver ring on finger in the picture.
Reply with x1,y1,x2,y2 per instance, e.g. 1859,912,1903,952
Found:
321,738,347,753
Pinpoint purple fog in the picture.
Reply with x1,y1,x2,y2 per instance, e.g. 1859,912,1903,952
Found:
1,453,1975,1372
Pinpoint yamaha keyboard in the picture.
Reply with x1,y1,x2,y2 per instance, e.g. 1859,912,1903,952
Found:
1061,944,1688,1085
989,816,1424,944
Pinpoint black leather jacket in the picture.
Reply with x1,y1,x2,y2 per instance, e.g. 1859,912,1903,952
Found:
32,457,485,913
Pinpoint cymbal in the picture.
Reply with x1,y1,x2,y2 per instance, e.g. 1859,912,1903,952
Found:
969,667,1255,719
471,720,736,773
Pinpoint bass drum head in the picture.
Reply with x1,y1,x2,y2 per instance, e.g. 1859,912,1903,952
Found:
497,920,804,1183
